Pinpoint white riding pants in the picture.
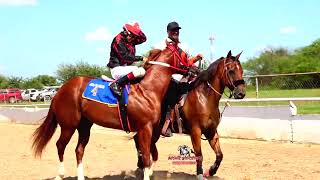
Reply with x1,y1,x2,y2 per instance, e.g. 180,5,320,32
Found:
110,66,146,80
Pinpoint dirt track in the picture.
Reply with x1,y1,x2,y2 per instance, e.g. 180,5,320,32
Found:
0,123,319,180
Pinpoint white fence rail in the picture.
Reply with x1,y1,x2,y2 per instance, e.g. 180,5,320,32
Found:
0,105,319,143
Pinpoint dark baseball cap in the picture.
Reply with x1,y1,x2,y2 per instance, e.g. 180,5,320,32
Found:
167,21,181,31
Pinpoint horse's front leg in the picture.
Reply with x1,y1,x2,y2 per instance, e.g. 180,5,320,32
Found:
134,127,160,176
137,123,153,180
190,127,204,180
204,130,223,177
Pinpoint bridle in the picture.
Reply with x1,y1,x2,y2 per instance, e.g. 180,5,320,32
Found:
146,44,188,74
207,58,245,98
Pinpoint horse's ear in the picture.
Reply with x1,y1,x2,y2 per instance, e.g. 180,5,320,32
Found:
227,50,232,58
235,51,243,61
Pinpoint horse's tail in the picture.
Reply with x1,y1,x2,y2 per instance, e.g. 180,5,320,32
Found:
32,106,57,158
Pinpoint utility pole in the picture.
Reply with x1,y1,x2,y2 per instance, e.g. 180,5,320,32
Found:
209,35,215,61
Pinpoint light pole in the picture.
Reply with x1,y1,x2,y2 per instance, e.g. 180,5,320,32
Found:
209,35,215,61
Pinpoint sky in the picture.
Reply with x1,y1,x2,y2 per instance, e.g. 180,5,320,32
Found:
0,0,319,78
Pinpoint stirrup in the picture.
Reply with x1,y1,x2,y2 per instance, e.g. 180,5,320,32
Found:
162,128,173,137
110,83,122,97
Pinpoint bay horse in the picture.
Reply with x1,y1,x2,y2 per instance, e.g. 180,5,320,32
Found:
134,50,246,179
31,47,202,180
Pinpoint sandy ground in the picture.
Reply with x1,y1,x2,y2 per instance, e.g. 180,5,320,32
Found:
0,123,320,180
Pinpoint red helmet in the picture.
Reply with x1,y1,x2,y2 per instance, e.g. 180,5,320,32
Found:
123,21,141,36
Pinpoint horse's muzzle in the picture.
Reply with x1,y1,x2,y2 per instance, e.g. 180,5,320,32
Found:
233,86,246,99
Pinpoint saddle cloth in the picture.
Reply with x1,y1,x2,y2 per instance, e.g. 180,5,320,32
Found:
82,79,129,107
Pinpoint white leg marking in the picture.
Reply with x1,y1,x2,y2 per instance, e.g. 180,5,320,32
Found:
55,162,64,180
149,161,156,176
77,163,85,180
143,167,151,180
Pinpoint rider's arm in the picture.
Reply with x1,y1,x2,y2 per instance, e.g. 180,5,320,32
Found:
132,31,147,45
187,54,203,66
112,38,138,64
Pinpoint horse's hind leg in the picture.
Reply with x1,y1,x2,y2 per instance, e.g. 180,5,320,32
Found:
204,130,223,177
55,127,76,180
75,119,93,180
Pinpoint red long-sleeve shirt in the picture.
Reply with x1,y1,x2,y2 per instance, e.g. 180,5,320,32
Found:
107,31,146,68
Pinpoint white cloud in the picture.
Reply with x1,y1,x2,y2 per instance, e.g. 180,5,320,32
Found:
0,0,37,6
280,26,297,35
85,27,112,41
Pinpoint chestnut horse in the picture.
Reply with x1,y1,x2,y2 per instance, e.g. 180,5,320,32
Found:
31,47,201,180
134,50,246,179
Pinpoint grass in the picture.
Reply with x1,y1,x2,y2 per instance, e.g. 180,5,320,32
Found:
245,88,320,98
0,101,50,108
221,88,320,114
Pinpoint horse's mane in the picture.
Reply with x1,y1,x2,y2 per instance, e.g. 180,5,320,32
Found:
192,57,225,88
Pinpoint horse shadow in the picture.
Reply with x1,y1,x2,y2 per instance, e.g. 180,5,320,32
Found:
45,169,224,180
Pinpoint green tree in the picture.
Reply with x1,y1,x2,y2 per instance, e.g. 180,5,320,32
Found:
0,75,8,89
7,76,23,88
56,61,110,83
34,75,57,86
243,47,290,75
22,78,43,89
243,39,320,89
19,75,58,89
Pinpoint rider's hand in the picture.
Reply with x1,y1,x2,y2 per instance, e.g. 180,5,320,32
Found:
196,54,203,60
142,56,148,62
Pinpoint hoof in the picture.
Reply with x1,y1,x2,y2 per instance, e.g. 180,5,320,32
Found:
77,176,85,180
54,175,63,180
197,174,205,180
135,168,144,179
204,169,210,177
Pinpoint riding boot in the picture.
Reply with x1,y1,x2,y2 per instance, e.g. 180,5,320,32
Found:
110,73,132,97
164,126,173,137
161,119,172,137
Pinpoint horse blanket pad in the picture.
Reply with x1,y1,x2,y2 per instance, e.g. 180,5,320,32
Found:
82,79,129,106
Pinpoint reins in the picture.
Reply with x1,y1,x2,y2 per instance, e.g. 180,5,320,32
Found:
146,45,188,74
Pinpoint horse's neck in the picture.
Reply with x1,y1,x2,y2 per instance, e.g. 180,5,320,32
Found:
198,76,225,108
139,66,172,99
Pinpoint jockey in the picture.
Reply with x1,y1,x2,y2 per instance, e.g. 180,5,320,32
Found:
154,21,203,137
105,21,147,97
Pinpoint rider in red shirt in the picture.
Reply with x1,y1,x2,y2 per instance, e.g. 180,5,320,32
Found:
105,22,147,97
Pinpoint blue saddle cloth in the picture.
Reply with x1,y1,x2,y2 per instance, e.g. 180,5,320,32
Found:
82,79,129,106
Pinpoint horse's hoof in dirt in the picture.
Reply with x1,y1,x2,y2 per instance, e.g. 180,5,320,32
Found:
149,161,156,176
197,174,206,180
143,167,152,180
135,168,144,179
204,169,211,177
54,175,63,180
77,176,85,180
